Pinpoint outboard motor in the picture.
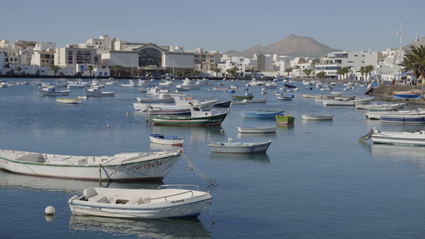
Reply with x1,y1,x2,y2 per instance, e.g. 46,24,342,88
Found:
359,127,380,142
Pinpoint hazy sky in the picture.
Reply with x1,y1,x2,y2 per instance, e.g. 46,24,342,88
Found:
2,0,424,53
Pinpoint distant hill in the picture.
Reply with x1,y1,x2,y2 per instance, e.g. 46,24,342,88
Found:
228,34,338,57
402,36,425,51
223,50,240,55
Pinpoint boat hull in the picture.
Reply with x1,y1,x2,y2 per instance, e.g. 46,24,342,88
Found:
56,98,83,104
372,132,425,146
276,115,295,124
302,115,334,121
237,126,277,133
149,134,185,146
381,115,425,124
151,113,228,126
0,150,181,181
232,95,253,100
207,141,272,154
242,111,284,119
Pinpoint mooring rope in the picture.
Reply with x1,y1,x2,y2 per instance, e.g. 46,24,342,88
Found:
99,163,123,183
181,152,218,185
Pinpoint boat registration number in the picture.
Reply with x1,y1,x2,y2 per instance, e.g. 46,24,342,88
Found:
0,159,9,164
170,199,184,204
131,160,163,170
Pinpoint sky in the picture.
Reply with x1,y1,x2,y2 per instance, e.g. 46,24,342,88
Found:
1,0,424,53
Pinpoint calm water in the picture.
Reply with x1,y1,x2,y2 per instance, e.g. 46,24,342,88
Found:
0,78,424,239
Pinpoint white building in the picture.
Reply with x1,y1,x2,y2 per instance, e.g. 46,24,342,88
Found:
54,44,101,68
76,64,110,77
315,51,378,79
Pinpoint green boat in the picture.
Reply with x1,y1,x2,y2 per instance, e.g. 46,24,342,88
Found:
276,115,295,125
151,106,229,126
232,95,253,100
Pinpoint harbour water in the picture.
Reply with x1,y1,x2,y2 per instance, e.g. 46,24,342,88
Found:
1,78,425,238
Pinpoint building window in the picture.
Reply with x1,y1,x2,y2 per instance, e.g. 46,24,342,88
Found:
354,55,358,57
138,48,162,67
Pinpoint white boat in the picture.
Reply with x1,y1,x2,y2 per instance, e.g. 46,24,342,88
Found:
105,80,118,85
322,100,355,106
56,98,83,104
360,127,425,146
334,96,356,101
149,134,185,146
172,95,217,110
331,91,344,96
68,79,90,88
302,115,334,121
243,99,267,103
137,93,175,103
85,85,115,97
68,185,212,218
0,149,182,180
148,106,191,116
356,103,405,111
237,126,277,134
159,80,174,86
175,78,201,91
121,80,137,87
277,95,293,101
207,138,272,154
146,86,171,95
38,86,71,96
262,82,277,89
231,101,247,105
89,79,105,88
363,109,425,120
247,78,265,86
354,96,374,105
0,81,9,88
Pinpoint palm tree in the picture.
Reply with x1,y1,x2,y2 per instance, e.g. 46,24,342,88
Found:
341,67,349,80
50,65,61,76
336,69,344,80
364,65,375,82
212,67,222,77
294,65,301,76
87,65,94,78
303,69,312,77
15,67,22,75
226,66,238,78
134,69,141,77
284,68,293,77
316,71,326,79
400,45,425,82
192,70,201,78
357,66,366,81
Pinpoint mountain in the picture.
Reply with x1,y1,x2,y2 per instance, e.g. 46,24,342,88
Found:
228,34,338,57
223,50,240,55
402,36,425,51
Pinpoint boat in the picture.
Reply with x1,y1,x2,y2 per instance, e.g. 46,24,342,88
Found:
331,91,344,96
356,103,405,111
214,100,232,108
243,99,266,103
263,82,277,89
284,84,296,88
159,80,174,86
302,115,334,121
277,95,293,101
38,86,71,96
137,93,175,103
354,96,374,105
322,100,355,106
207,138,272,154
147,106,191,116
275,115,295,124
360,127,425,146
172,95,218,110
175,78,201,91
381,114,425,124
213,87,229,91
0,149,182,180
302,94,335,99
232,93,254,100
151,106,229,126
242,110,284,119
394,91,422,99
247,78,265,86
363,109,425,120
146,86,171,95
56,98,83,104
68,79,90,88
68,185,212,218
334,96,356,101
149,134,185,146
85,85,115,97
121,80,137,87
237,126,277,134
231,100,246,105
105,80,118,85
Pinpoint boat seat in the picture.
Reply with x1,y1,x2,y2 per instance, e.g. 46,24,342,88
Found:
88,195,110,203
126,197,144,205
16,153,45,163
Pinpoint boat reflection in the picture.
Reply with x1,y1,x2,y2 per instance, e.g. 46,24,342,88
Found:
151,125,223,144
0,169,163,193
368,144,425,170
208,152,270,163
236,132,277,139
69,215,211,238
149,143,184,152
276,123,295,130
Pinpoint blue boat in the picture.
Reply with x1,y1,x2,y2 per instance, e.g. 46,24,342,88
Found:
393,92,422,99
241,110,284,119
381,115,425,124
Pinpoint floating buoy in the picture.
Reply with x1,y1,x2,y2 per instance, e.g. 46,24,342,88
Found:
45,206,55,216
106,125,110,128
124,140,126,142
126,112,130,117
220,129,224,134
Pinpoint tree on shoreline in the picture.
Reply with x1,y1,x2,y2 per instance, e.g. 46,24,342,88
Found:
87,65,94,78
212,67,221,77
400,45,425,83
15,67,22,75
50,65,61,76
284,68,293,77
316,71,326,79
